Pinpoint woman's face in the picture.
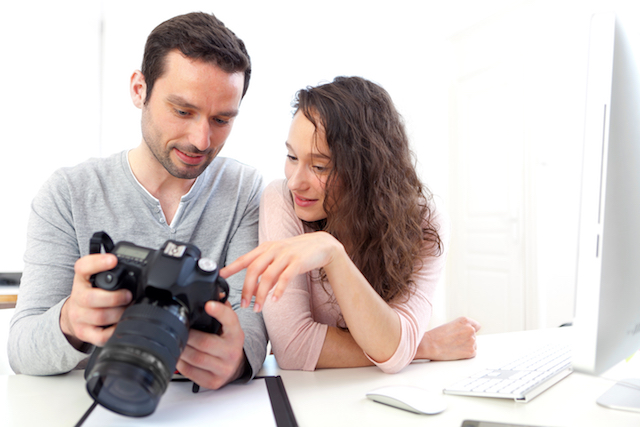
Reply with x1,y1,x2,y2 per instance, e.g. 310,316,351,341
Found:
285,111,332,222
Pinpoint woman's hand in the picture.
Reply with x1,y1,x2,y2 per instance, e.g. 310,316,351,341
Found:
220,232,343,312
415,317,481,361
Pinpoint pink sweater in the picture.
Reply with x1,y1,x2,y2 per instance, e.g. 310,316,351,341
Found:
260,180,449,373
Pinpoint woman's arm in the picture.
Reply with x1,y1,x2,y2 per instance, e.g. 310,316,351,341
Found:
225,229,403,364
318,235,402,364
223,180,474,371
318,316,481,367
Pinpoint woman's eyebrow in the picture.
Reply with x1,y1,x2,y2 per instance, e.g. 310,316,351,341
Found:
285,142,330,160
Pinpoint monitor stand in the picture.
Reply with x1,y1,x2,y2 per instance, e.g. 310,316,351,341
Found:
597,378,640,412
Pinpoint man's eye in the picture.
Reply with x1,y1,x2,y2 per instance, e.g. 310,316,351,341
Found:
175,109,189,117
214,118,230,125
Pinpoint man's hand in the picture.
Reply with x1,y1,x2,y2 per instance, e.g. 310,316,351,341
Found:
176,300,247,390
60,254,132,350
415,316,481,361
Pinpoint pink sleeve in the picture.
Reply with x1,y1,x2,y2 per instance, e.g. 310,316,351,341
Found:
260,180,328,371
365,205,451,374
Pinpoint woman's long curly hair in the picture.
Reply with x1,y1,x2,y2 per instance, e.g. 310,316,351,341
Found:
293,76,442,303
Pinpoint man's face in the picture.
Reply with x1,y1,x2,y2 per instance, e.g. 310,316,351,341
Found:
137,50,244,179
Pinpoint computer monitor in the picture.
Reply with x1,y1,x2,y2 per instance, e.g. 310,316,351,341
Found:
572,12,640,412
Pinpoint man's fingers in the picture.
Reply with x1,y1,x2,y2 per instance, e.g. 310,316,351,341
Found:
73,321,118,347
177,302,246,389
74,253,118,280
205,301,243,339
176,358,228,391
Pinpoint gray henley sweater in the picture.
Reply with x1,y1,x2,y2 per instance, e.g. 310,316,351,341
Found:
8,150,267,379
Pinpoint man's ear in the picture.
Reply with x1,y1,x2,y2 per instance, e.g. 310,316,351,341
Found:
130,70,147,108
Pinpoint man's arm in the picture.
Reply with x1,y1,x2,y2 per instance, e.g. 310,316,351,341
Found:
8,171,94,374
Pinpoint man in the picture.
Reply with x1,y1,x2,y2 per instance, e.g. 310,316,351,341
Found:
8,12,267,390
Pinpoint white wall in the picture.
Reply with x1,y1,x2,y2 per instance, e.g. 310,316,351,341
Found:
0,1,102,271
2,0,638,328
2,0,477,272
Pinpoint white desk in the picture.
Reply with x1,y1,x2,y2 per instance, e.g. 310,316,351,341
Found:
2,327,640,426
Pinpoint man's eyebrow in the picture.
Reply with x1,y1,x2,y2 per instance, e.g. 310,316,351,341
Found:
167,95,198,110
166,95,239,117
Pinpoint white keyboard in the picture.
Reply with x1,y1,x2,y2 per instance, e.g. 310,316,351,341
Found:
443,343,572,402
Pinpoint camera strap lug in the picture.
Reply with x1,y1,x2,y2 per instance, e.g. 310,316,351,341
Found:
90,231,115,255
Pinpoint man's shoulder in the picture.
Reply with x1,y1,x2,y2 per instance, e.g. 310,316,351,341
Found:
51,151,124,184
203,157,264,192
209,157,261,179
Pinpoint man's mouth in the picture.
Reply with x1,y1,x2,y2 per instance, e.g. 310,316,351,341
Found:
174,148,205,165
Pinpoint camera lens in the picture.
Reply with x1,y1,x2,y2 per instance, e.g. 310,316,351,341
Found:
85,301,190,417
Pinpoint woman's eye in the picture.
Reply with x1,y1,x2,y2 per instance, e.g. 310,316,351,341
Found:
286,154,297,162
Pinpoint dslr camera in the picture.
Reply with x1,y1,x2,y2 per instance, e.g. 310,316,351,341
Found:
84,231,229,417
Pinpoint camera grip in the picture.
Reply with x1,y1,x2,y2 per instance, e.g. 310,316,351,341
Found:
216,276,230,304
93,265,127,290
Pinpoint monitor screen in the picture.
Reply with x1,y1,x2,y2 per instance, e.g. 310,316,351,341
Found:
572,12,640,412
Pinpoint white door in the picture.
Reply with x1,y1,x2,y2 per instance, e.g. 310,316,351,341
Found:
447,64,531,334
445,13,538,334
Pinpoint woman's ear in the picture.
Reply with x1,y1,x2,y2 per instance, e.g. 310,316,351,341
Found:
130,70,147,109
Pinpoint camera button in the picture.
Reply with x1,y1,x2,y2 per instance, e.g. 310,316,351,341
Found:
197,258,217,273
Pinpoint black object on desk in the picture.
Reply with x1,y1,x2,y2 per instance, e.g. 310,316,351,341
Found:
260,375,298,427
0,272,21,285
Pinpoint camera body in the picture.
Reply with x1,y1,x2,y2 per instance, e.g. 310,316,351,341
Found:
91,232,228,334
84,231,229,417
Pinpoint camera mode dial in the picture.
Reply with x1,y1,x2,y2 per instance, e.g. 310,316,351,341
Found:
197,258,217,274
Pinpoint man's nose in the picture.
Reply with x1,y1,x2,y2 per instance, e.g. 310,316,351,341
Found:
191,119,212,151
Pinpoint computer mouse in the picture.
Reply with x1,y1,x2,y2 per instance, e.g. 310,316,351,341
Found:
365,385,447,415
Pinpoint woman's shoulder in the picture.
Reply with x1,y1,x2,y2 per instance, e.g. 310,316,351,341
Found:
264,178,287,194
262,179,291,206
427,197,449,229
260,179,298,220
259,179,306,239
422,196,451,252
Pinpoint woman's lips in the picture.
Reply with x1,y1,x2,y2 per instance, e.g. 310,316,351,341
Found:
294,194,318,208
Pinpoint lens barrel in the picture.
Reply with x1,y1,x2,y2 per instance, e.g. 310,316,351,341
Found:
85,302,190,417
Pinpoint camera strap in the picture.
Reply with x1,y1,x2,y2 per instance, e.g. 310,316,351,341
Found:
89,231,115,255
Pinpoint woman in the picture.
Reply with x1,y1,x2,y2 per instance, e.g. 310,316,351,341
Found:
221,76,479,373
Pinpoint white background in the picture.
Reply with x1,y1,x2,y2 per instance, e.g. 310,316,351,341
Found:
1,0,639,328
